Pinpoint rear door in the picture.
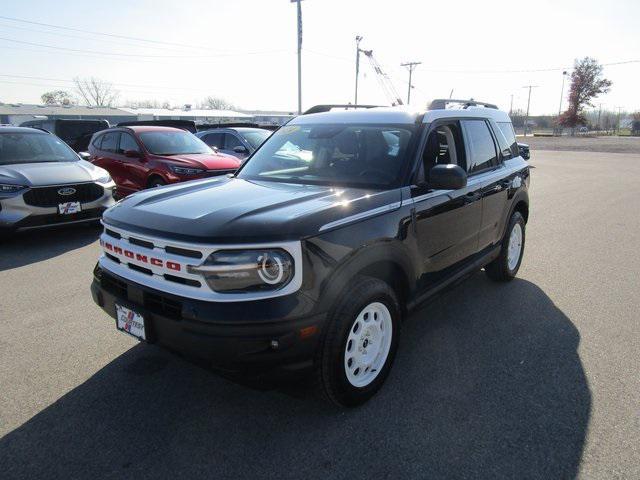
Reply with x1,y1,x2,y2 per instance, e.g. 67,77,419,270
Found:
118,132,147,192
461,119,509,250
92,131,124,189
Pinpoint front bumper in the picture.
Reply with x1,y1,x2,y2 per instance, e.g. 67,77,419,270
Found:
91,265,324,375
0,182,116,231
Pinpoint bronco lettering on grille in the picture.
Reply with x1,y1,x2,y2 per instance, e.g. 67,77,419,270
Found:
100,239,182,271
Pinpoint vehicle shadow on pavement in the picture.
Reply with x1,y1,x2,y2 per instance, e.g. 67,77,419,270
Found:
0,274,590,480
0,224,100,272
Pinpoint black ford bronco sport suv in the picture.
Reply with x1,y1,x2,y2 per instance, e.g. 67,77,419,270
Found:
91,100,529,407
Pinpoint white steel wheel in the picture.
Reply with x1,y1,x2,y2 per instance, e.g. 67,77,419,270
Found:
343,302,393,388
507,223,523,271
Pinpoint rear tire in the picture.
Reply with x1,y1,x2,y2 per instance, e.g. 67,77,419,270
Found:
485,211,526,282
316,276,401,407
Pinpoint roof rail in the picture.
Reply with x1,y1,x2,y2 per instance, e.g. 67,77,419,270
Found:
429,99,498,110
302,104,383,115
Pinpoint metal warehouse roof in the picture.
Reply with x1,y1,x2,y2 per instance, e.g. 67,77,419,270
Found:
0,103,131,116
118,107,251,118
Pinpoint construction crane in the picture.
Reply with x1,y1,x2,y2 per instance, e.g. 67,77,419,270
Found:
362,49,404,106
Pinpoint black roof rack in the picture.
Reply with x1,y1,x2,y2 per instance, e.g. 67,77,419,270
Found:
302,104,383,115
429,99,498,110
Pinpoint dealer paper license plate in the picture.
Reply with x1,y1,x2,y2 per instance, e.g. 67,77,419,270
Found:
58,201,81,215
116,304,146,341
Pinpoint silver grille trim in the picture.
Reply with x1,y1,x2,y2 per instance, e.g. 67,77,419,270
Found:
98,222,303,302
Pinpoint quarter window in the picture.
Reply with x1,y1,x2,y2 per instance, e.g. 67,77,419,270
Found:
462,120,497,173
496,122,518,158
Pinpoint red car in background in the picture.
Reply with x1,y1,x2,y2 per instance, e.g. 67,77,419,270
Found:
88,126,240,196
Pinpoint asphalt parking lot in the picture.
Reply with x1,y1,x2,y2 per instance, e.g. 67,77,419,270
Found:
1,149,639,480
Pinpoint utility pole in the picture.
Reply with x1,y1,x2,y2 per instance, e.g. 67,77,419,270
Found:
291,0,304,114
616,106,623,134
509,94,514,115
400,61,421,105
354,35,363,105
597,103,603,131
522,85,539,137
558,70,568,117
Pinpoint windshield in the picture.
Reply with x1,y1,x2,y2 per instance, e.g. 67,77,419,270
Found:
238,124,415,188
241,129,270,149
0,133,79,165
138,130,212,155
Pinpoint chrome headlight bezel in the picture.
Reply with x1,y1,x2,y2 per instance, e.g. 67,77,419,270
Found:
0,183,28,194
188,249,295,293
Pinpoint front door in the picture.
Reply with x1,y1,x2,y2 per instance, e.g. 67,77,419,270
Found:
412,121,482,287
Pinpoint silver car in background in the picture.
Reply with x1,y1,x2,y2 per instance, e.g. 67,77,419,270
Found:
0,127,116,235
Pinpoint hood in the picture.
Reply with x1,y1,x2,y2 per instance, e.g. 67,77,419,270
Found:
151,152,240,171
103,177,401,243
0,159,106,186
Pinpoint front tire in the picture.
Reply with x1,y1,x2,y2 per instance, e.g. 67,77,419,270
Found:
147,176,166,188
485,211,526,281
316,276,401,407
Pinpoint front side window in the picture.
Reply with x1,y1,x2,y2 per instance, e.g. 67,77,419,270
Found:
203,132,224,148
462,120,497,173
224,133,243,150
0,133,79,165
138,131,212,155
241,129,270,149
119,133,140,153
238,123,415,188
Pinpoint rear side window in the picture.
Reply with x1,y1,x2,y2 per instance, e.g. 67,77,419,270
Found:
204,132,224,149
100,132,120,152
462,120,497,173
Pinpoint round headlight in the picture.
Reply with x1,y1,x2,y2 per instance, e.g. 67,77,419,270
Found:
189,249,294,293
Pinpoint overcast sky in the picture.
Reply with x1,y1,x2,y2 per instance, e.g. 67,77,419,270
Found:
1,0,639,115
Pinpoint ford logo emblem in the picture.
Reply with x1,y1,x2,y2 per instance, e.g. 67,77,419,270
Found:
58,187,76,196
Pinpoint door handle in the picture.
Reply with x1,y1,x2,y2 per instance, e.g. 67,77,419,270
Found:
464,191,482,203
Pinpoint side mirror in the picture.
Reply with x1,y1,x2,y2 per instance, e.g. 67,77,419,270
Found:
124,149,141,158
428,164,467,190
233,145,248,154
78,151,91,160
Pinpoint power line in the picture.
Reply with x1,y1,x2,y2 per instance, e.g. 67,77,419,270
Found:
0,15,216,50
0,21,194,53
0,74,241,94
0,37,287,59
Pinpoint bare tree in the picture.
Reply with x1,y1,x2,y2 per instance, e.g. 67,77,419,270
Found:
200,96,235,110
41,90,75,105
73,77,120,107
